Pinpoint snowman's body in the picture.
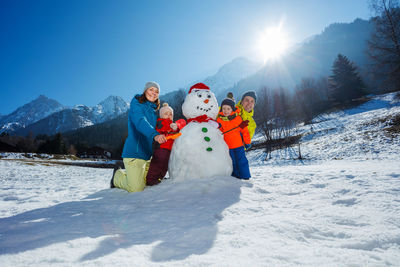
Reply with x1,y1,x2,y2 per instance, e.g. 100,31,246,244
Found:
168,84,233,181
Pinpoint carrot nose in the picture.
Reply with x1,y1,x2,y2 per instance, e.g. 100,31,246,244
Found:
204,99,209,104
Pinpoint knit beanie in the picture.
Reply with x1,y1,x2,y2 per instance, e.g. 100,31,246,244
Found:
144,81,160,92
159,103,173,118
189,82,210,94
221,92,236,111
241,90,257,103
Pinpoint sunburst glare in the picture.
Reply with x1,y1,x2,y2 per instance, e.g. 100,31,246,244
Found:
256,26,289,63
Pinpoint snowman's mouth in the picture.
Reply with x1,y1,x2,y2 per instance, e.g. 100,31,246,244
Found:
196,105,214,113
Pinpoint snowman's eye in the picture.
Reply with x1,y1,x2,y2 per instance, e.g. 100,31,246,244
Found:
207,94,211,98
198,94,202,98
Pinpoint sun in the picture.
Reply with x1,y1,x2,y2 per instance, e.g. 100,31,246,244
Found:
256,26,289,63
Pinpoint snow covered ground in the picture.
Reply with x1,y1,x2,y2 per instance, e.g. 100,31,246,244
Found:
249,92,400,163
0,93,400,266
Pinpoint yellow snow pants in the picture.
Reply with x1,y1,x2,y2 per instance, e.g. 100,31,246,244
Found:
113,158,150,192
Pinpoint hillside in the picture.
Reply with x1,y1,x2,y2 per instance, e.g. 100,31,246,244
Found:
229,18,373,98
63,112,128,154
248,92,400,163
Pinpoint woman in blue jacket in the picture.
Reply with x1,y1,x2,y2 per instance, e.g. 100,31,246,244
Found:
111,81,167,192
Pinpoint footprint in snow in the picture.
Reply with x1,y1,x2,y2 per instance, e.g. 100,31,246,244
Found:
388,173,400,178
311,183,326,188
332,198,358,206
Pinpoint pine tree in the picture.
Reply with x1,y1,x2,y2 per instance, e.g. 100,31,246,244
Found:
37,133,67,154
52,133,67,154
368,0,400,91
329,54,365,103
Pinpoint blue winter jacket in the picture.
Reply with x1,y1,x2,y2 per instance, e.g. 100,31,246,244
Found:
122,94,159,160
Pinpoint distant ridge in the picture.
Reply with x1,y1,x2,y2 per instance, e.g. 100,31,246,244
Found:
13,95,129,136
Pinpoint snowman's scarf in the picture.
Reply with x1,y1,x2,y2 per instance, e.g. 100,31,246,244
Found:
187,114,216,124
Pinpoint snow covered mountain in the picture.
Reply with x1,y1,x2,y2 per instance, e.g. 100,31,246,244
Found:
201,57,263,99
159,57,263,107
13,95,129,136
92,95,130,123
0,95,64,133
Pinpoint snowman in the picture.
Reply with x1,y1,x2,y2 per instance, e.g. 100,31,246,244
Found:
168,83,233,181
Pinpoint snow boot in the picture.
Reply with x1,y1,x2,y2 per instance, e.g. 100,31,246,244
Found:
110,161,124,188
110,168,117,188
114,160,124,169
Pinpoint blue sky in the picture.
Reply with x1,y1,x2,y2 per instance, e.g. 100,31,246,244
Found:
0,0,370,114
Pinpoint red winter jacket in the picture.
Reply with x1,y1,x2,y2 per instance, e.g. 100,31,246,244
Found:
156,118,186,150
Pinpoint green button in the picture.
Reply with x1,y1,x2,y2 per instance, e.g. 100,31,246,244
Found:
204,136,210,142
206,147,213,152
202,127,208,133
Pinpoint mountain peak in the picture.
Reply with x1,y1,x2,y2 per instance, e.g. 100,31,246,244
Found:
98,95,126,105
0,95,65,133
203,57,263,96
36,94,48,100
93,95,129,122
218,57,261,73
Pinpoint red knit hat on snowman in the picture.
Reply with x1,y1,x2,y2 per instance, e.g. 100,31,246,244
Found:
189,83,210,94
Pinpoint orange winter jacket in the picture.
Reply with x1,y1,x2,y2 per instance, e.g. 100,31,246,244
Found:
217,110,251,149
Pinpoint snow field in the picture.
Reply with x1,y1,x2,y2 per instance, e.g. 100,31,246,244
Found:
1,92,400,266
0,160,110,218
0,159,399,266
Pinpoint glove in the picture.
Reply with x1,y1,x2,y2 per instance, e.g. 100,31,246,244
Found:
207,120,220,128
244,144,251,150
170,123,178,131
239,120,249,129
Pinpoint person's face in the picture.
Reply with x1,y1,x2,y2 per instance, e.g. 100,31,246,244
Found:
242,96,255,113
222,105,233,116
145,86,159,102
161,110,173,120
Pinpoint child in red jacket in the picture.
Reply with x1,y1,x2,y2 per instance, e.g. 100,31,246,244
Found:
217,97,251,179
146,103,186,185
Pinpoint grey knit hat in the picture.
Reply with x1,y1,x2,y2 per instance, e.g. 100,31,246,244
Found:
143,81,160,92
241,90,257,103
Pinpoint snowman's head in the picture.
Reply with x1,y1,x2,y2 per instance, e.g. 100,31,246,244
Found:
182,83,219,120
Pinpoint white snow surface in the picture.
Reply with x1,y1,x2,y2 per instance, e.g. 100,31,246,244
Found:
1,93,400,266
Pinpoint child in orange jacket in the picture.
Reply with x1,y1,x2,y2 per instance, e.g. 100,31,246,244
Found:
217,97,251,179
146,103,186,185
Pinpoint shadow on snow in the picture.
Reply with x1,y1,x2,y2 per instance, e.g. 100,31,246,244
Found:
0,176,241,262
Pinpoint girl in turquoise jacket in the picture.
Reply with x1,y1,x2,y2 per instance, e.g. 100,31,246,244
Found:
111,82,167,192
